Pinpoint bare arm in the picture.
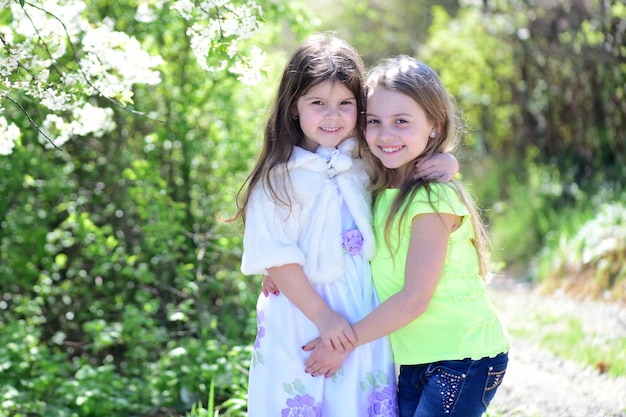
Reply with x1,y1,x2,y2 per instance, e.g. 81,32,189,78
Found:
268,263,356,352
350,212,458,341
304,212,461,376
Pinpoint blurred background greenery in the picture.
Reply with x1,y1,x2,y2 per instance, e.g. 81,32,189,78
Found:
1,0,624,415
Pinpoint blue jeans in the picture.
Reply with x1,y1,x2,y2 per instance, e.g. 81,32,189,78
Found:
398,352,508,417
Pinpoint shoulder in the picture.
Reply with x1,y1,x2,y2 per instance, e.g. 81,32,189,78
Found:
408,181,469,217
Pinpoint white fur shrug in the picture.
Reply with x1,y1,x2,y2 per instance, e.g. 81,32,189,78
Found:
241,138,375,284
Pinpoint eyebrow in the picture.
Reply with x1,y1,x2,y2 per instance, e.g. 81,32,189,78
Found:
303,95,355,101
366,112,413,117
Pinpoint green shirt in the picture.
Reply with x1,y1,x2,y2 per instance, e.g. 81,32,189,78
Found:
371,182,509,365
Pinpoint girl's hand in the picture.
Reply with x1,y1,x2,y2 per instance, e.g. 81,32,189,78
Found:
261,275,280,297
314,309,356,353
415,152,459,181
302,337,351,378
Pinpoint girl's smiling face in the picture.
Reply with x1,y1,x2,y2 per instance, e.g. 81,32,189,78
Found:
295,80,358,152
366,86,436,173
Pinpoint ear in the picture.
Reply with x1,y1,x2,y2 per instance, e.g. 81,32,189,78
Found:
430,122,442,137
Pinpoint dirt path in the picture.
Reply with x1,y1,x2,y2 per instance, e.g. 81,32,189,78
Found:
486,278,626,417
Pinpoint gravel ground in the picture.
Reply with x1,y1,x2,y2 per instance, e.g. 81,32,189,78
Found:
486,278,626,417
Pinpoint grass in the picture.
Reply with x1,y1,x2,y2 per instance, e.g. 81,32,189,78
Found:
506,312,626,379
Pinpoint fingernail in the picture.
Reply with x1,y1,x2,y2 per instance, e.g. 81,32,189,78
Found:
301,345,305,350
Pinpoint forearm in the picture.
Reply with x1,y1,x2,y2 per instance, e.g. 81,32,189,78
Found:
352,290,428,347
268,263,356,350
267,263,332,322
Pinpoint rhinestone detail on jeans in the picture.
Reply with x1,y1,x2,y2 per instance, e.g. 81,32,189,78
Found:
435,370,466,414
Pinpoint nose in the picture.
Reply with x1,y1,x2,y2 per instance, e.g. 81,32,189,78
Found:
325,106,339,119
380,123,394,142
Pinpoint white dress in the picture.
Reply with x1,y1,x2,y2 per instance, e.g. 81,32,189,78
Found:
242,139,398,417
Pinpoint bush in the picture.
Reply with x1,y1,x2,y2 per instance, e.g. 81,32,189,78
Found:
537,200,626,301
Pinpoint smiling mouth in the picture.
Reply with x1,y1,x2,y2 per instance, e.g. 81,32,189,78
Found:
380,145,404,153
320,127,341,133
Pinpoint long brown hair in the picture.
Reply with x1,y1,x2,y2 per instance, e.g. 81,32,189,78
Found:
362,56,490,278
229,33,366,223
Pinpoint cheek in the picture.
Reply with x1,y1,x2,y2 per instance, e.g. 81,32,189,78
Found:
345,109,358,123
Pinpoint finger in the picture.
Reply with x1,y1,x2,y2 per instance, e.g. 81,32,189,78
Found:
262,288,269,297
414,169,432,179
311,367,326,378
329,338,338,351
344,327,357,346
302,340,317,352
415,158,432,169
332,337,346,354
306,363,324,376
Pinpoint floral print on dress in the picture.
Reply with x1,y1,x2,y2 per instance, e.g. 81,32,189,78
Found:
251,309,265,367
282,379,322,417
362,371,399,417
343,228,363,256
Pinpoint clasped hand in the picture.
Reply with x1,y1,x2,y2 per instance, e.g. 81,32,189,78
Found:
302,336,351,378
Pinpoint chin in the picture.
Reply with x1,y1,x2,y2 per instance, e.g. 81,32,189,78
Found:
381,162,401,169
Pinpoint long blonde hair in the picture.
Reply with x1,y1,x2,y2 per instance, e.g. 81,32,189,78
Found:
362,56,490,278
229,33,366,223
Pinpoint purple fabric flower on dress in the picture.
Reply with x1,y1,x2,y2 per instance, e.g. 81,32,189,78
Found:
343,229,363,256
281,394,322,417
368,385,399,417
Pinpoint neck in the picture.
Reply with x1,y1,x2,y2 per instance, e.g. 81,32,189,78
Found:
390,164,413,188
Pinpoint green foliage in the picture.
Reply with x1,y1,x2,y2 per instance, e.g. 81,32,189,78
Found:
487,162,588,268
540,317,626,379
508,312,626,380
420,6,518,156
414,1,625,290
537,199,626,301
307,0,460,65
0,1,311,416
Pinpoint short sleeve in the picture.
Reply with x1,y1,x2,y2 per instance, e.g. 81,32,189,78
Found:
240,186,306,276
408,182,470,220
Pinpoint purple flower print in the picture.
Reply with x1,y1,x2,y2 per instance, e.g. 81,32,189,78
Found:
368,385,399,417
343,229,363,256
281,394,322,417
254,310,265,349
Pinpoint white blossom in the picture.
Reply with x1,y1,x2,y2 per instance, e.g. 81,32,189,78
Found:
69,103,115,137
135,2,158,23
172,0,195,19
1,0,265,155
38,87,74,111
0,116,20,156
10,0,88,43
229,45,266,85
40,114,72,148
81,26,164,89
